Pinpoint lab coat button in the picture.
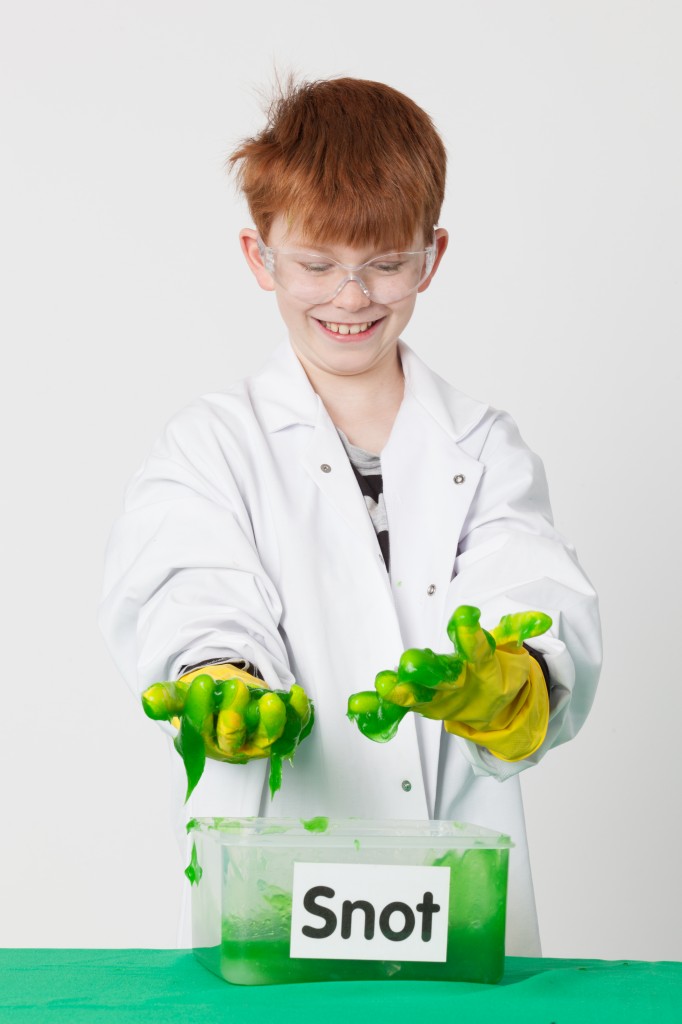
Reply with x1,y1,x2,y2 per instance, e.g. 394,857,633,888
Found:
320,464,332,473
427,584,436,595
401,780,412,792
453,474,465,484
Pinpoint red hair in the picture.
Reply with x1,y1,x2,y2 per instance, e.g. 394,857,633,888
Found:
228,76,446,249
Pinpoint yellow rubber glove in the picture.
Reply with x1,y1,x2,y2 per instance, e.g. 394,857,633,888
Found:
441,608,550,760
142,663,314,799
347,605,550,762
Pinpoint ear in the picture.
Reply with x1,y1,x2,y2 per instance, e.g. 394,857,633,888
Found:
239,229,276,292
417,228,449,293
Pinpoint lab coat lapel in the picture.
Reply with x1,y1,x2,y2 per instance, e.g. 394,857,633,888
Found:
301,408,386,558
383,396,484,618
382,344,487,810
383,343,486,633
254,340,387,560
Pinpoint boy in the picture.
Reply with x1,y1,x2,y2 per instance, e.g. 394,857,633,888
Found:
99,77,601,955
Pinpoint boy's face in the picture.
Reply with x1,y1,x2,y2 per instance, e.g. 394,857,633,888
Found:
241,216,448,381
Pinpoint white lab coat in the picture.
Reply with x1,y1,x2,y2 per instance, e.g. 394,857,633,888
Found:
99,339,601,955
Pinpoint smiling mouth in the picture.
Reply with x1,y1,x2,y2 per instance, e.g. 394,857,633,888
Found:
315,318,383,336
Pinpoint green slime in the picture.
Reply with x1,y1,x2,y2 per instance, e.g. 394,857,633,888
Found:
347,605,551,743
141,674,314,802
194,848,508,986
301,816,329,833
184,842,203,886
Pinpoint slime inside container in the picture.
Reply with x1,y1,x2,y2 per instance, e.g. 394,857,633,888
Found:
190,818,510,986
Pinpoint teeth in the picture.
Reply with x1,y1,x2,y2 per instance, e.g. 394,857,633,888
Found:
322,320,374,335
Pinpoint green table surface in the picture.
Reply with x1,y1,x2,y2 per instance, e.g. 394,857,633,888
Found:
1,949,680,1024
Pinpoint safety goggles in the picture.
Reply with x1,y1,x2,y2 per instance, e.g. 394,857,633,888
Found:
257,235,437,305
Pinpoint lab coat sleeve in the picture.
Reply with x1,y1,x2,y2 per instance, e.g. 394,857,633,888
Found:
447,411,602,782
98,403,295,703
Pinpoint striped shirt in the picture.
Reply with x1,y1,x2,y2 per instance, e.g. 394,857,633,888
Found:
337,430,390,571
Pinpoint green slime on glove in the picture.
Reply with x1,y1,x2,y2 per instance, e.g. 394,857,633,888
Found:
142,673,314,802
347,604,552,743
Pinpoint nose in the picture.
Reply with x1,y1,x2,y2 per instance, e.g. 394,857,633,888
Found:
331,275,372,312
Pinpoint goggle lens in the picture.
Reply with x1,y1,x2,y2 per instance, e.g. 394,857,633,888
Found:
258,241,436,304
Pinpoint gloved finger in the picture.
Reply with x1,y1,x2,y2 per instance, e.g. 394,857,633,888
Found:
298,698,315,743
216,677,251,756
247,692,287,753
379,678,436,708
269,687,315,800
395,650,464,689
377,669,442,708
183,673,217,733
288,683,312,728
270,703,304,759
375,670,398,696
141,680,189,720
347,691,409,742
188,672,236,759
446,605,496,666
490,610,552,648
377,656,468,719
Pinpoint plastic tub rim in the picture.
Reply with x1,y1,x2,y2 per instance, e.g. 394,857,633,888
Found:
187,816,514,849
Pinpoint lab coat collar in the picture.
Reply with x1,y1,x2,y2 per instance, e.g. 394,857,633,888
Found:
398,340,489,442
252,341,320,432
253,338,489,441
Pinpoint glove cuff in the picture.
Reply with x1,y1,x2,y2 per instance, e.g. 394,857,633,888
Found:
444,655,550,761
178,662,268,689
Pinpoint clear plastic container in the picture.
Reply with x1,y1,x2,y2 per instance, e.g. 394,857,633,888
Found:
188,817,511,986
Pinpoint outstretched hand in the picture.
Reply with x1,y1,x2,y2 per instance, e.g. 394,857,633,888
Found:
347,605,551,762
142,665,314,800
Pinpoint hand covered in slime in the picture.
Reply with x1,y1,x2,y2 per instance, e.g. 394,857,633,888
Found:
141,664,314,800
347,605,551,762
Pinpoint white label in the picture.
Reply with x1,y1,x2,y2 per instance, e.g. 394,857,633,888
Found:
290,862,450,962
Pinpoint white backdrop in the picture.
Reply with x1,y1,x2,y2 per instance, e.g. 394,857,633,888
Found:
2,1,680,960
